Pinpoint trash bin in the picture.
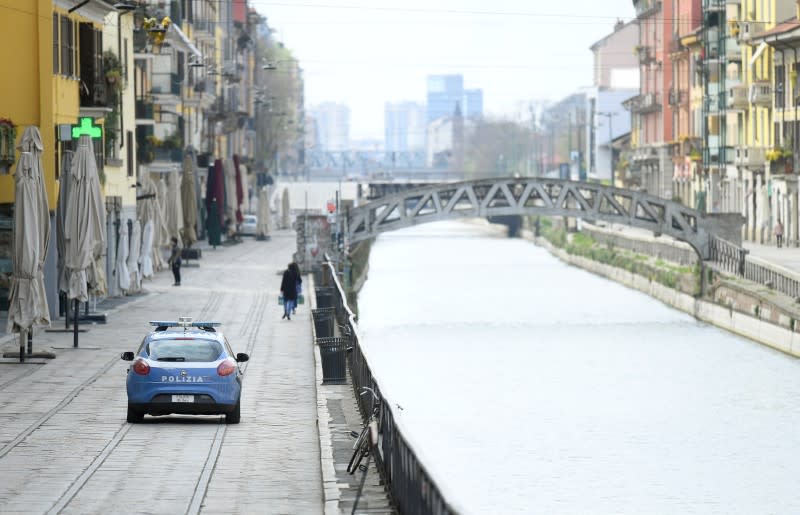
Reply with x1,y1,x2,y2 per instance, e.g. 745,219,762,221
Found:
317,337,347,384
315,287,335,309
312,307,336,338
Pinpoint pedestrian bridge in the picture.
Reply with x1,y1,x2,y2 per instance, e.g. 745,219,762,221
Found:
347,177,744,260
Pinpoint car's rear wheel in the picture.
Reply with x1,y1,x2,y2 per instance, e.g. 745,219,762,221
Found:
225,399,241,424
127,404,144,423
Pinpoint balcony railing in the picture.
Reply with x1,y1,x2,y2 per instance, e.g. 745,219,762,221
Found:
635,0,661,18
637,45,657,65
739,21,766,41
727,84,748,109
152,147,183,163
750,81,772,107
734,146,766,168
629,92,661,113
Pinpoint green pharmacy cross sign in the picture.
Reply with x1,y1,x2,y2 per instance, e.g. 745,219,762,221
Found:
71,117,103,139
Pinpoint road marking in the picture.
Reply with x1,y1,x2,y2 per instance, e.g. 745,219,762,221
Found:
45,423,132,515
185,422,226,515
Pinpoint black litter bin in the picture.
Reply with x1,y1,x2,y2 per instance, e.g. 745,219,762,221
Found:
312,307,336,338
317,337,347,384
315,287,335,309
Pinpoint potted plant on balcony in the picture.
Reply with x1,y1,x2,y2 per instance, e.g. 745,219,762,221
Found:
689,149,702,162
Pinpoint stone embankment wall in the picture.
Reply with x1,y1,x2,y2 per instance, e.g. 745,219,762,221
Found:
530,232,800,359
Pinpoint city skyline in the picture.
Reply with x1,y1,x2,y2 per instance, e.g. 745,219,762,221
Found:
255,0,637,140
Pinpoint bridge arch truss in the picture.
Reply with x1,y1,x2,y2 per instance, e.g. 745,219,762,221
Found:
348,178,742,259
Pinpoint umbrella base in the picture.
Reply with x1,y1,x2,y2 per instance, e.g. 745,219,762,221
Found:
2,351,55,359
66,313,107,324
256,235,271,241
45,328,88,333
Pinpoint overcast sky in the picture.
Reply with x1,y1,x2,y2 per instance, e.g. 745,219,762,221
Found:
250,0,637,141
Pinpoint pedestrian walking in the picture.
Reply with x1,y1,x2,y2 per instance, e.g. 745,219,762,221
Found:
280,262,299,320
290,262,302,315
775,219,784,248
168,237,182,286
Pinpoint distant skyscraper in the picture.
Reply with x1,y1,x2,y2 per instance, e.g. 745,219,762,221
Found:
426,75,483,122
426,75,464,122
463,89,483,120
309,102,350,151
385,102,426,153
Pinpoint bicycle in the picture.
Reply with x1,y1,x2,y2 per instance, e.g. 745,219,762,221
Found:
347,386,380,474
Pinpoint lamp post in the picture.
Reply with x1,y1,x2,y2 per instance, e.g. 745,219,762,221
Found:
597,111,618,186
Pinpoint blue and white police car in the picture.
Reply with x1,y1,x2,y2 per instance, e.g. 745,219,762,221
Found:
121,317,249,424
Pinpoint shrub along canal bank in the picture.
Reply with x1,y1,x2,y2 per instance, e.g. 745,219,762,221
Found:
529,217,800,359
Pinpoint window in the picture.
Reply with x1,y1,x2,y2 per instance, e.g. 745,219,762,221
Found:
52,14,59,74
60,15,71,76
776,65,785,109
794,63,799,107
127,131,134,177
146,339,223,362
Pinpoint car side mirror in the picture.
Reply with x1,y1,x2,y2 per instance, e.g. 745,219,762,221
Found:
121,351,135,361
236,353,249,362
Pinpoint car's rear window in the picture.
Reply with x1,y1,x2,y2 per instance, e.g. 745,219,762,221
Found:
146,339,223,362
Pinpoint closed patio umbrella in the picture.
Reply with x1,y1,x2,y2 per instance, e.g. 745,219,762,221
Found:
181,153,198,246
127,219,141,292
56,150,73,295
165,169,183,245
116,221,130,293
64,135,105,347
233,154,244,224
7,126,51,360
223,158,237,234
257,186,271,239
140,220,154,279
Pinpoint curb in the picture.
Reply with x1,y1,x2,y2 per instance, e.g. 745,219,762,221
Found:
310,275,341,515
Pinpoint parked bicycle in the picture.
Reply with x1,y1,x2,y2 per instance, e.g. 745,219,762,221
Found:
347,386,381,474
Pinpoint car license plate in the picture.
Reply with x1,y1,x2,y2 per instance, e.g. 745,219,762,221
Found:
172,395,195,403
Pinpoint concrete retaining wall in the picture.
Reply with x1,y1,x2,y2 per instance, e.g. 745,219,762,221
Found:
534,235,800,359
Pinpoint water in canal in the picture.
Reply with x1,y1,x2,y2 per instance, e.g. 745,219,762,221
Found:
357,220,800,514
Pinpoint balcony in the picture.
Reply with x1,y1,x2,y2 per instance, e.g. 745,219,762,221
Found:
635,0,661,18
734,146,766,168
637,45,657,65
703,0,725,11
668,89,687,107
628,93,661,114
152,147,183,163
725,37,741,60
739,21,766,41
727,84,748,109
749,81,772,107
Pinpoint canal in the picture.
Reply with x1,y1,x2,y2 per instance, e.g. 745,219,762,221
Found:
357,220,800,514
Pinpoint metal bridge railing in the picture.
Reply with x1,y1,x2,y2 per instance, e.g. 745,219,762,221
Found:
322,257,458,515
709,235,747,277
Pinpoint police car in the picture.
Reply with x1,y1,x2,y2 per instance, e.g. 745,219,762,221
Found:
121,317,249,424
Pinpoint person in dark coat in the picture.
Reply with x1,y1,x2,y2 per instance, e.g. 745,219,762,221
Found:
280,263,299,320
168,237,182,286
290,262,302,315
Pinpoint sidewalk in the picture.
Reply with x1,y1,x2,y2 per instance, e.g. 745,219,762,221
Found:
743,241,800,273
0,231,325,514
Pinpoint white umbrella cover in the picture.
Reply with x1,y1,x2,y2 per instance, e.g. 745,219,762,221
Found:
127,219,141,292
165,170,183,244
257,186,271,237
6,141,51,332
140,220,154,279
65,135,105,302
57,150,73,294
116,221,130,292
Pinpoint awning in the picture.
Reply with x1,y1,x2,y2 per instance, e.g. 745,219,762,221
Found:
167,24,202,59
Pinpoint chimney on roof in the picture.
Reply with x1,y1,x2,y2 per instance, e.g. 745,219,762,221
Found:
614,19,625,32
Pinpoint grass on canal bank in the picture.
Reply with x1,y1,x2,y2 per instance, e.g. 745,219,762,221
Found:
537,218,700,296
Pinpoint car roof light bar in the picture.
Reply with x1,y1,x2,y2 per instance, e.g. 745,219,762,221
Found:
149,319,222,328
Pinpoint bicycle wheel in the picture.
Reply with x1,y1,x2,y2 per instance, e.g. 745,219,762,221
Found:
347,438,370,474
352,424,369,450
